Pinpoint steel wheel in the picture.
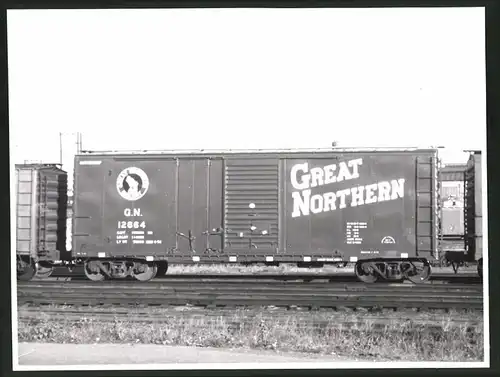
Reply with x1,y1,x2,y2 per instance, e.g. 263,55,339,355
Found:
84,260,106,281
354,261,378,283
405,260,431,284
35,265,54,279
133,262,158,282
17,258,36,281
439,254,451,268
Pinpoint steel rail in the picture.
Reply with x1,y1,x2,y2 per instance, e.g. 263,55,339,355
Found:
17,279,482,290
36,270,482,286
17,281,483,311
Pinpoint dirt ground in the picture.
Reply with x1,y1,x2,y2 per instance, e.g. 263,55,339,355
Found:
17,342,374,366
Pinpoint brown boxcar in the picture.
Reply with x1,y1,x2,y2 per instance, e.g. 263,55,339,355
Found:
15,164,68,280
72,148,440,283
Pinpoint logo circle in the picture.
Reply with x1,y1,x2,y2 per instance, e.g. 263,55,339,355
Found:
116,167,149,201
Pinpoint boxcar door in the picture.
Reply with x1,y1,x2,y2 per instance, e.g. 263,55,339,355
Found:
223,158,280,260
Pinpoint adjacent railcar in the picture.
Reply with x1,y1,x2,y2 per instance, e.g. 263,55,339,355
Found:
438,151,484,277
72,148,440,283
15,164,68,280
464,151,483,277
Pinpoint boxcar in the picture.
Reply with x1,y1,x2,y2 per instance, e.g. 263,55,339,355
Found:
438,151,484,277
464,151,483,277
72,148,440,283
15,164,68,280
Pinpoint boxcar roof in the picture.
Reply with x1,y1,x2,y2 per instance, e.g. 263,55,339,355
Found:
15,163,65,171
77,146,439,158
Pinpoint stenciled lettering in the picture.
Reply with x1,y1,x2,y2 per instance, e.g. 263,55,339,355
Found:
290,157,406,218
124,208,143,217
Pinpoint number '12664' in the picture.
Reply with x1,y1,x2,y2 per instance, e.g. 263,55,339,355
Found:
118,221,146,229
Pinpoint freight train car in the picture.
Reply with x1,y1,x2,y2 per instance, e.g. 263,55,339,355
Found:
465,151,484,277
71,148,441,283
439,151,484,278
15,164,68,280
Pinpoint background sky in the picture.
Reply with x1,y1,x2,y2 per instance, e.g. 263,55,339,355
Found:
8,8,486,191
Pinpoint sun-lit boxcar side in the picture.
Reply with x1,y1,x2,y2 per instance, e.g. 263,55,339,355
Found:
72,155,225,262
15,164,68,279
281,149,440,264
72,148,440,269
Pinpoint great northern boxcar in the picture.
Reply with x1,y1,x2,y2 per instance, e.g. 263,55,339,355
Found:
15,164,68,280
72,148,440,283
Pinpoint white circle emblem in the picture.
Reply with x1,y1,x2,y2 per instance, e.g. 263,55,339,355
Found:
116,167,149,201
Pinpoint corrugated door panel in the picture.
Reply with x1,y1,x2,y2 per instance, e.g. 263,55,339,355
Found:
415,154,438,258
224,159,279,254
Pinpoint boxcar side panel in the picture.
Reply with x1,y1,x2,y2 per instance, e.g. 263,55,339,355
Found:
74,156,226,260
207,159,224,253
105,158,179,258
73,150,438,264
72,159,107,257
283,152,435,261
176,158,224,254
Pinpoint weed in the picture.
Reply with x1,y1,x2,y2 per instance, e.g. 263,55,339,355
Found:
18,307,484,362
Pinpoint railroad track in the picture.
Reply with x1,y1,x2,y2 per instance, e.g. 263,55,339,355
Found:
17,280,483,311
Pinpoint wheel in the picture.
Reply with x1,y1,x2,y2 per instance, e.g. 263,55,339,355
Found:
35,265,54,279
354,261,378,283
133,262,158,282
405,260,431,284
155,261,168,277
84,260,106,281
17,257,36,281
439,254,451,268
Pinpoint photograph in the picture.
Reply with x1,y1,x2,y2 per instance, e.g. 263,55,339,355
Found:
8,5,489,371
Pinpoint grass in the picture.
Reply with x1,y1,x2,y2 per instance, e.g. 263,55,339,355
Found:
18,305,483,362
